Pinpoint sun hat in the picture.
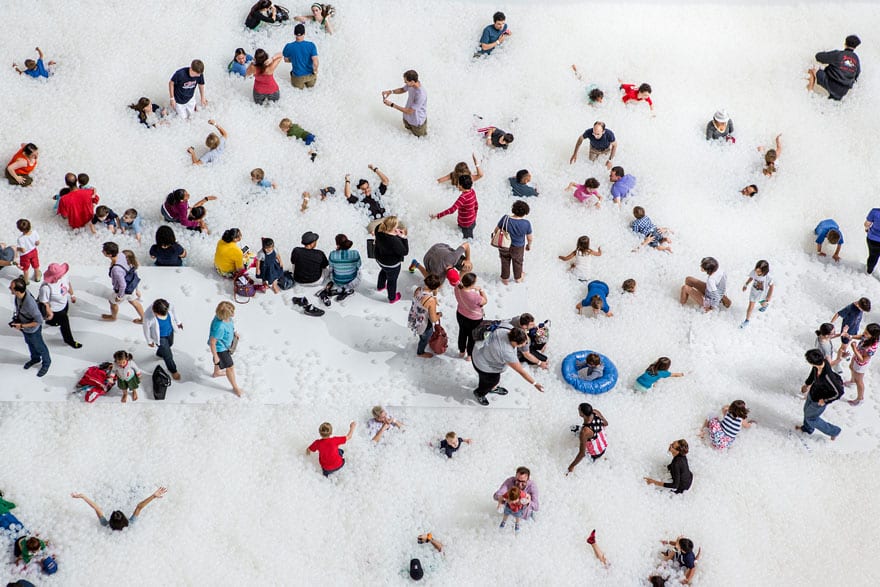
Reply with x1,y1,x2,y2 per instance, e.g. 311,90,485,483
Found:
43,262,70,284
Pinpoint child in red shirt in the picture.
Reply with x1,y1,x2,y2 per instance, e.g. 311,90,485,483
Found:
307,421,356,476
432,175,478,239
619,81,654,113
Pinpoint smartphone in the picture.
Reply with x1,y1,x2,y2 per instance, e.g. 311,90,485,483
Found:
241,246,249,255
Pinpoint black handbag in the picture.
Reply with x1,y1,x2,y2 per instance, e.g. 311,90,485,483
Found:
366,238,376,259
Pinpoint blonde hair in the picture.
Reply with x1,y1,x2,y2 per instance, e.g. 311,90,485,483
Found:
371,405,385,419
319,422,333,437
279,118,292,129
376,216,399,234
206,133,220,149
445,431,457,441
251,168,265,181
215,301,236,321
123,250,139,270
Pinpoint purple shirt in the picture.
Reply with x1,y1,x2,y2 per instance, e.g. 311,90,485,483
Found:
610,174,636,200
109,256,130,296
404,85,427,126
164,200,199,229
493,476,540,518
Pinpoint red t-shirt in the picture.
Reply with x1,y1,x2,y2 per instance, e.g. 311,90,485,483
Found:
308,436,346,470
620,84,653,106
57,188,99,229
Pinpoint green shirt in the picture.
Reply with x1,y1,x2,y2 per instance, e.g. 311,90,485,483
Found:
286,124,312,141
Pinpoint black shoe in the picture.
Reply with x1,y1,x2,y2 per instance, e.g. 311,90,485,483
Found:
570,425,581,434
316,290,332,307
37,364,50,377
473,392,489,406
292,296,307,307
69,341,83,349
23,359,39,370
488,386,508,395
336,289,353,302
303,303,325,317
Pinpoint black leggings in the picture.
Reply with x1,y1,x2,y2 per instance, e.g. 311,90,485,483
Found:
45,302,77,346
456,312,483,357
377,263,401,301
473,365,501,398
867,237,880,273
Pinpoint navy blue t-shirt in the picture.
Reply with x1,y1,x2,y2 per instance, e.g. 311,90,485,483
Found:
439,439,461,458
676,550,696,569
170,67,205,104
582,128,616,150
150,243,185,267
838,303,863,334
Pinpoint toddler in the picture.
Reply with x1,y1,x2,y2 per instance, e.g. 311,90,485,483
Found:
15,218,40,283
559,235,602,282
576,353,604,381
188,120,228,165
91,205,120,234
619,80,654,112
740,259,775,328
635,357,684,392
565,177,602,207
255,237,284,293
622,278,637,293
13,47,55,78
435,431,472,458
702,400,753,450
497,486,530,533
250,168,276,189
279,118,317,161
77,173,94,191
109,350,142,403
631,206,672,252
119,209,142,242
307,421,356,476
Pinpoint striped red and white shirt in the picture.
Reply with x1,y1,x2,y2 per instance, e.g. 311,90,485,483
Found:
437,189,478,227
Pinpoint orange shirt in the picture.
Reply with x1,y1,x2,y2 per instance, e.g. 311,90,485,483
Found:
7,148,37,175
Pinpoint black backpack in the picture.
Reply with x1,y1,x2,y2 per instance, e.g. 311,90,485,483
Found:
152,365,171,400
472,320,508,342
821,369,845,403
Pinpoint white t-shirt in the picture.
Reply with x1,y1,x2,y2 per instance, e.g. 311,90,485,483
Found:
748,270,773,292
572,251,591,280
37,276,71,312
17,230,40,254
705,270,727,307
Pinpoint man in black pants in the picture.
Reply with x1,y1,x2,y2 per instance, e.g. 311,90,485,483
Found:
471,327,544,406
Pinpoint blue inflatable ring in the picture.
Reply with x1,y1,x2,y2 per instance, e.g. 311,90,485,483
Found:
561,350,618,394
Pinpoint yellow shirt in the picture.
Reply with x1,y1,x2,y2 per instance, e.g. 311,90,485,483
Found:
214,239,244,274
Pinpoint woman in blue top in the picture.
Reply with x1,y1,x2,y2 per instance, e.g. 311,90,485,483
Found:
864,208,880,274
497,200,533,285
228,48,254,77
208,301,243,397
635,357,684,392
576,280,612,316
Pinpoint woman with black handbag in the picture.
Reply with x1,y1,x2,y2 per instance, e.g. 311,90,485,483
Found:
373,217,408,304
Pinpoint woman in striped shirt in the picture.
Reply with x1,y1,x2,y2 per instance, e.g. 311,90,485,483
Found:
320,233,361,303
702,400,753,450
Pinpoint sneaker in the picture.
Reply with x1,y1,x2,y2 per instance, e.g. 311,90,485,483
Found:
292,296,307,307
473,392,489,406
587,529,596,545
36,364,50,377
758,300,769,312
336,289,353,302
408,259,420,273
389,292,402,304
23,359,39,370
488,386,508,395
739,320,750,329
499,521,506,529
515,523,521,534
68,341,83,349
303,303,325,317
33,269,42,282
570,425,581,434
316,289,332,307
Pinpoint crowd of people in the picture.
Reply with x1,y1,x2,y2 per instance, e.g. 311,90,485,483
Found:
0,5,870,583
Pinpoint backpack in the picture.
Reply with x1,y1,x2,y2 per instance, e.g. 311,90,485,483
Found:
152,365,171,400
407,288,431,335
822,368,845,404
78,364,114,402
278,271,295,290
472,319,506,342
42,556,58,575
111,263,140,295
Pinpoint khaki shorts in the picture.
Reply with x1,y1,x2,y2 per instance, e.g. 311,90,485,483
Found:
109,293,139,305
404,118,428,137
291,73,317,89
588,146,610,161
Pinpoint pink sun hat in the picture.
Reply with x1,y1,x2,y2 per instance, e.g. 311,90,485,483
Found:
43,262,70,284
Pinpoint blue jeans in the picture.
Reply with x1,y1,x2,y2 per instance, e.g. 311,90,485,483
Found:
417,322,434,355
802,399,841,437
23,327,51,366
157,332,177,374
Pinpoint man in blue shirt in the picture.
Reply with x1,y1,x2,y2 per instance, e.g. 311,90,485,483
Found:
283,24,319,89
477,11,511,56
814,219,843,262
609,166,635,205
570,122,618,169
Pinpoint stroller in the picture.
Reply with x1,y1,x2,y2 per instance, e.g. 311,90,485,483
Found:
76,363,114,403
